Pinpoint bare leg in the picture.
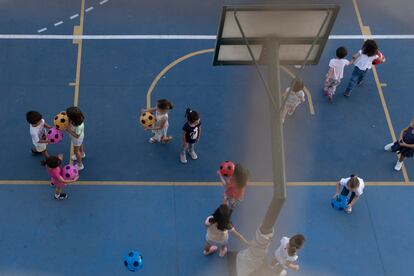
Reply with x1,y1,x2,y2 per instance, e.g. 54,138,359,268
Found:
55,186,62,197
281,106,288,124
74,146,82,166
41,149,49,159
399,155,406,162
79,144,85,156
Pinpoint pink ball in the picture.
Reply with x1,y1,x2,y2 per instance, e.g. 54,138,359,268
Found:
61,164,78,180
46,127,63,144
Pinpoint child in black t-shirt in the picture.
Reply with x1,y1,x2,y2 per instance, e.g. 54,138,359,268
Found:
180,108,201,164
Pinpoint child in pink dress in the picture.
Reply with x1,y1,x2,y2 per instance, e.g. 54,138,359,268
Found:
217,163,249,209
42,155,79,200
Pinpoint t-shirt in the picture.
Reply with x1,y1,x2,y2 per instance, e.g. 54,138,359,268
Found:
224,178,246,201
70,123,84,139
339,177,365,196
353,50,378,71
155,112,168,130
285,88,305,108
205,216,234,244
182,121,201,144
30,119,46,145
275,237,298,265
328,58,350,80
47,166,64,187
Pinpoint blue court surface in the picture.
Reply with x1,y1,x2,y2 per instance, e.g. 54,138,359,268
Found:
1,0,414,275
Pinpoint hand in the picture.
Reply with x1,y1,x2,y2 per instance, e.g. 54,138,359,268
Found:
332,193,339,199
400,139,407,147
293,265,300,271
140,108,146,113
57,154,63,160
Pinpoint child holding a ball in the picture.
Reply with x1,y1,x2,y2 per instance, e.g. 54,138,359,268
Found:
180,108,201,164
203,204,250,257
142,99,173,144
217,163,249,209
65,107,85,171
332,174,365,213
271,234,305,276
42,155,79,200
26,110,51,159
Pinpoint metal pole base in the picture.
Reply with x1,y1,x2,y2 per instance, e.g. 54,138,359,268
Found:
236,228,274,276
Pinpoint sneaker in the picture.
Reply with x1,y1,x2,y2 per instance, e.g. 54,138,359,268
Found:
149,137,157,144
50,182,55,187
54,193,68,200
188,150,198,160
76,163,84,171
345,206,352,214
203,245,218,256
327,94,333,102
384,142,394,152
394,161,403,171
71,153,86,161
343,91,351,97
180,152,187,164
161,136,173,144
219,246,228,257
279,269,288,276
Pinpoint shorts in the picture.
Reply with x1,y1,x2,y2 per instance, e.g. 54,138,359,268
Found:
71,135,84,147
152,127,168,142
224,196,241,209
205,234,227,247
34,142,47,152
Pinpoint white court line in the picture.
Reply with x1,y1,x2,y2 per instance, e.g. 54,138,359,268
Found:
70,14,79,20
85,6,94,12
1,34,414,40
100,0,109,4
54,21,64,27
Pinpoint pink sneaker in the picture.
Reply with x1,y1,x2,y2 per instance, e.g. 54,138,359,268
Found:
203,245,218,256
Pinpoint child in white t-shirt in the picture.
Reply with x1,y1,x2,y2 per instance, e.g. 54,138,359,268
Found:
65,107,85,171
324,47,351,101
26,110,51,158
281,78,305,124
271,234,305,276
332,174,365,213
142,99,173,144
344,40,379,97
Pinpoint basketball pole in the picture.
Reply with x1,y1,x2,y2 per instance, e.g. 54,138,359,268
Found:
236,39,286,276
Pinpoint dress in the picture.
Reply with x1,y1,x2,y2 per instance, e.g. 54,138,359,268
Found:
391,127,414,158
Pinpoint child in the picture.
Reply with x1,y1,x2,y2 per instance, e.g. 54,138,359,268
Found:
203,204,250,257
343,39,379,97
142,99,173,144
180,108,201,164
384,118,414,171
332,174,365,213
42,155,79,200
65,107,85,171
217,163,249,209
324,46,351,101
281,78,305,123
26,110,51,158
271,234,305,276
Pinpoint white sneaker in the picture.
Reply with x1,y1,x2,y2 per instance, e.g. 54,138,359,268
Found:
279,270,287,276
384,143,394,152
76,163,84,171
188,150,198,160
394,161,403,171
180,152,187,164
345,206,352,214
71,153,86,161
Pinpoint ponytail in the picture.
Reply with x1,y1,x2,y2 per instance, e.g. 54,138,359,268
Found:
185,108,200,124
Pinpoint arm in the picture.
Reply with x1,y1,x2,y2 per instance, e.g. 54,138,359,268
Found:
230,228,251,247
197,126,202,142
146,117,166,131
58,175,79,184
217,171,227,186
285,261,300,271
326,67,334,79
44,123,52,129
399,141,414,149
66,127,80,139
347,195,360,207
352,51,361,60
399,127,409,141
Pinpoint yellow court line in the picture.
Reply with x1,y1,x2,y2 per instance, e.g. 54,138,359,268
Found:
352,0,410,183
69,0,86,165
0,180,413,186
280,66,315,115
145,49,315,116
146,48,214,108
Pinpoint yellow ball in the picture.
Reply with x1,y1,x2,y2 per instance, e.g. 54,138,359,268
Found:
54,111,69,130
139,112,156,128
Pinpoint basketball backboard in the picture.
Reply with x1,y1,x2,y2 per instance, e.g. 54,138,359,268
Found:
213,4,340,65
